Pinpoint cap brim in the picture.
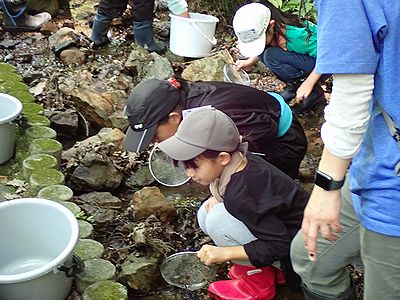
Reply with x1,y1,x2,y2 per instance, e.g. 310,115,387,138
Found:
158,136,206,161
237,33,266,58
123,124,157,152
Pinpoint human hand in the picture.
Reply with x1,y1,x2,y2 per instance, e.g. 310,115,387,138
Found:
301,186,343,261
204,196,219,212
295,81,314,103
197,245,228,265
235,59,255,72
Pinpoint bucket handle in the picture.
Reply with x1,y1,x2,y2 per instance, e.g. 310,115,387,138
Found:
58,253,85,277
190,22,217,46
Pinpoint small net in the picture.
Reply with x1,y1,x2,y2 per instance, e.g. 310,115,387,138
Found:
160,252,216,291
223,63,250,86
148,145,190,187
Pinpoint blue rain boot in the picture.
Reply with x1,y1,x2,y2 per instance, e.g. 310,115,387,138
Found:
133,20,165,54
90,13,111,46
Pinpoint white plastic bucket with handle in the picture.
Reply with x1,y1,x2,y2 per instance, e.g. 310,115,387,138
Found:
169,12,219,58
0,198,83,300
0,93,23,165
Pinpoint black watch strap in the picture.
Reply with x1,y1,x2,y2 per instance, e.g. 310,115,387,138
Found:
315,170,345,191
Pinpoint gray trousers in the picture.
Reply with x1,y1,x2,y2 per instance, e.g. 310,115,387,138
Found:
290,178,400,299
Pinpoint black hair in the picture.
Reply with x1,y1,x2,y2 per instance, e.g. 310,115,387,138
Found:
256,0,312,42
183,150,227,169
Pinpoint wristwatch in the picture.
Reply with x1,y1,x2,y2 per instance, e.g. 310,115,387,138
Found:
315,170,345,191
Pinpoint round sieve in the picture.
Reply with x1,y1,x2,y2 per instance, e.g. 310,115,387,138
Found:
223,63,250,86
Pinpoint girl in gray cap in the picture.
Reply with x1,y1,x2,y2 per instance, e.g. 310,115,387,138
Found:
158,107,309,299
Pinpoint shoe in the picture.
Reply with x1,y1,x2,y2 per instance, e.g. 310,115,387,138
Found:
208,264,277,300
228,263,286,285
133,20,165,54
0,0,51,31
279,79,303,103
90,13,111,47
292,84,325,113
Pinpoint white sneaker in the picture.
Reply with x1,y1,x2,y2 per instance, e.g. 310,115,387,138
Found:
24,12,52,28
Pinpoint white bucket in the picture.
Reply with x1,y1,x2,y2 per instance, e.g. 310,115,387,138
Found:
0,93,23,165
169,12,219,58
0,198,82,300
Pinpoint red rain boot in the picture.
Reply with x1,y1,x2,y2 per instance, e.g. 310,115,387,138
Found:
228,263,286,285
208,264,277,300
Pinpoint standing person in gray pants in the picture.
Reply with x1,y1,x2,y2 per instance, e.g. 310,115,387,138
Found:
290,0,400,299
90,0,189,53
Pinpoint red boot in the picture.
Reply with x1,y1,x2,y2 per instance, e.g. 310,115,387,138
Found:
208,264,277,300
228,263,286,285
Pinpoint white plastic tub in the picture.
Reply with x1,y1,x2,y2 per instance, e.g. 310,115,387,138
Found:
170,12,219,58
0,93,23,165
0,198,82,300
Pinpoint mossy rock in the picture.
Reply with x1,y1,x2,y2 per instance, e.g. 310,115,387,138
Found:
29,168,65,194
29,138,62,162
38,184,73,202
25,126,57,140
83,281,128,300
15,146,30,165
0,63,17,73
78,219,94,239
26,114,51,127
75,239,105,261
23,153,58,180
10,91,35,103
61,201,81,216
76,259,116,292
22,103,44,116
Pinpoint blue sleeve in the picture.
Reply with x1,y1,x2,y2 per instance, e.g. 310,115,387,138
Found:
314,0,380,74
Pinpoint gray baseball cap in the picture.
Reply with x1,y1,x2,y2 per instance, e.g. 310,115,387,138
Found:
158,107,240,161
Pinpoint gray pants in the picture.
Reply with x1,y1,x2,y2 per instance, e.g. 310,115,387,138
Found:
290,178,400,299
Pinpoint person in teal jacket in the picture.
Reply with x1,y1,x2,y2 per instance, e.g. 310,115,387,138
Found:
233,1,326,113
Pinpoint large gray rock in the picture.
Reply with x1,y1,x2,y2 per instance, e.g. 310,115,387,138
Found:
181,52,226,82
78,191,122,209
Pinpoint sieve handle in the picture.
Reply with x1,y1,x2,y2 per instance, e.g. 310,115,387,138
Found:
190,22,217,46
58,254,85,277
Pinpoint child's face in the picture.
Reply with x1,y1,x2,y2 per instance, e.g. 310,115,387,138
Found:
185,155,227,186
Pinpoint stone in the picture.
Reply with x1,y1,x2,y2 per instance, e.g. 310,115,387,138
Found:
46,109,79,139
22,153,58,180
75,238,105,261
78,219,94,239
181,52,226,82
117,254,162,294
130,187,177,222
48,27,79,54
25,126,57,140
26,114,51,127
124,164,155,189
38,184,74,202
22,102,44,115
61,201,81,215
60,47,87,65
29,138,63,162
29,168,65,194
76,258,116,292
83,280,128,300
78,192,122,209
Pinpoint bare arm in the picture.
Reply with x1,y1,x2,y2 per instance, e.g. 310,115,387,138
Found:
295,67,322,102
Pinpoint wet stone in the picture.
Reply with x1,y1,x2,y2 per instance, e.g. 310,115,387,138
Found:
61,201,81,216
29,168,65,194
78,219,94,239
22,153,58,180
76,258,116,292
75,238,105,261
38,184,74,202
83,280,128,300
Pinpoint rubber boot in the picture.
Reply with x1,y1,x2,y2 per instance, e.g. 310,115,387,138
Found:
292,84,325,113
133,20,165,54
228,263,286,285
208,265,277,300
279,79,303,103
90,13,111,47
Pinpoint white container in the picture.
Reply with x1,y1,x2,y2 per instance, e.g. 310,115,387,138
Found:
0,198,81,300
0,93,23,165
169,12,219,58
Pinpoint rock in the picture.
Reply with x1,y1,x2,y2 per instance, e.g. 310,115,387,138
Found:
25,114,51,127
117,254,162,294
79,205,118,224
125,46,174,81
124,164,155,189
40,22,59,35
46,109,79,139
75,238,105,261
25,126,57,140
48,27,79,54
83,280,128,300
29,81,47,96
22,154,58,180
26,0,59,15
23,102,44,115
60,47,86,65
61,201,82,215
38,184,74,202
78,219,94,239
181,52,226,82
29,169,65,194
77,191,122,209
76,259,116,292
130,187,177,222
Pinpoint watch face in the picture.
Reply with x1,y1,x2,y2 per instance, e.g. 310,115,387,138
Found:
315,172,332,190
